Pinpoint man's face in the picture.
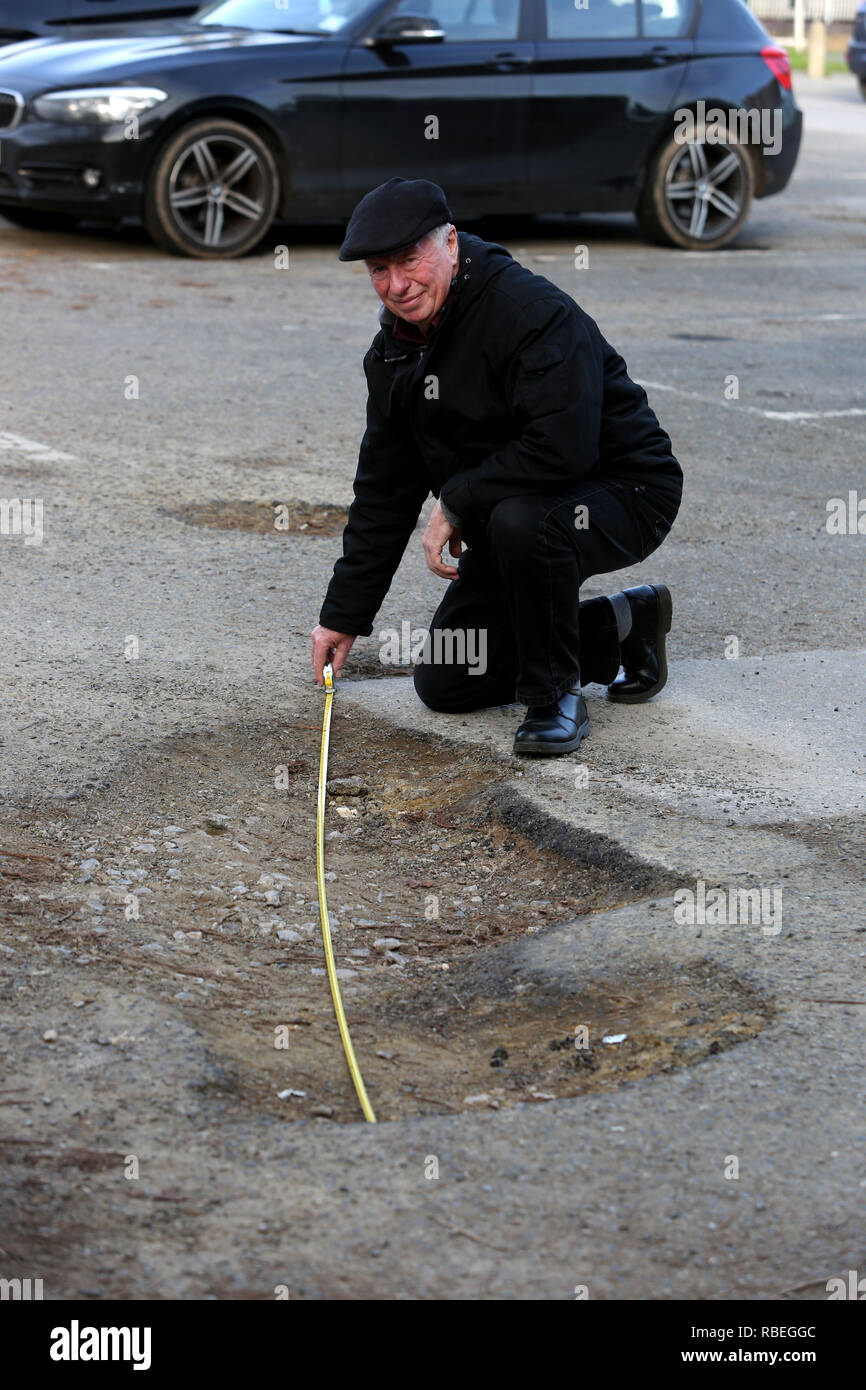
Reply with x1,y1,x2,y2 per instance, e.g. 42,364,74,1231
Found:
365,225,459,334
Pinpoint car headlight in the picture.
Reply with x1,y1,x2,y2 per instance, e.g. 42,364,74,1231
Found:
32,87,168,124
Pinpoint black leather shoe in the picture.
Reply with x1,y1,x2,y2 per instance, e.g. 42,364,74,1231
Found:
607,583,672,703
513,686,590,756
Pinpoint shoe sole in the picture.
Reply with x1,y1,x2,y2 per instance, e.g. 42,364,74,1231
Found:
512,715,591,756
607,582,672,704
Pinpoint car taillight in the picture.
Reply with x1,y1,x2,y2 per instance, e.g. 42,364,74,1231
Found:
761,45,792,90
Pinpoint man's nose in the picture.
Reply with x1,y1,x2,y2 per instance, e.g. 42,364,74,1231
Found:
390,268,411,296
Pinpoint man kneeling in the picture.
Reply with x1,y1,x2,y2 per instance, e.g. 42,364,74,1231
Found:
312,178,682,756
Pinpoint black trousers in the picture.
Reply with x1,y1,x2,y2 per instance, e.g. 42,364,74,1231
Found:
413,476,680,711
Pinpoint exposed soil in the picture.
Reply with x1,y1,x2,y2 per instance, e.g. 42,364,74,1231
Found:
162,499,348,536
0,707,773,1132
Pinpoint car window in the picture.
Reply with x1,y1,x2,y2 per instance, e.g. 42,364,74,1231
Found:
197,0,371,35
641,0,693,38
544,0,637,40
389,0,520,42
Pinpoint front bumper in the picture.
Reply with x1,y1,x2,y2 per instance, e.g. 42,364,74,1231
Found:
0,101,152,220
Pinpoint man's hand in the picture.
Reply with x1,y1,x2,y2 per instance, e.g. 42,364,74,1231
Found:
311,625,356,687
422,499,462,579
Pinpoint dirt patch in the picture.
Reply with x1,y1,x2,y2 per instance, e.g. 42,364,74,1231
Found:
363,961,771,1118
163,499,347,536
1,707,772,1129
0,463,58,480
339,652,414,679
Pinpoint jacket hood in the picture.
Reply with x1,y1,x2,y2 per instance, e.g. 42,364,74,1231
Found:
376,230,515,333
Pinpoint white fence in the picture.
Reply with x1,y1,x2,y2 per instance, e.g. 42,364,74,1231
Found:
747,0,859,20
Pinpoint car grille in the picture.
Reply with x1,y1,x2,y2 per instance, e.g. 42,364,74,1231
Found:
0,90,24,130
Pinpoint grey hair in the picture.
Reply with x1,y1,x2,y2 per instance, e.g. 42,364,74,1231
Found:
425,222,454,248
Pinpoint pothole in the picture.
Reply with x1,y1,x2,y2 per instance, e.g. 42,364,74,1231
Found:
187,954,772,1124
339,653,414,679
162,498,347,536
1,705,773,1126
351,958,771,1118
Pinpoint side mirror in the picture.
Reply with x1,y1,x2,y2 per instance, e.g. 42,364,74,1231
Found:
367,14,446,45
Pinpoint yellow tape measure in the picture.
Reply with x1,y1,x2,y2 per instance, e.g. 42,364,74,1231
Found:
316,662,377,1123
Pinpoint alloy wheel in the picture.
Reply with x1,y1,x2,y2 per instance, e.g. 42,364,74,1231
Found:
663,140,747,243
168,133,270,251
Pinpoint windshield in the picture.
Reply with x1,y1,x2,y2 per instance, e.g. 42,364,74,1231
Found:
195,0,376,35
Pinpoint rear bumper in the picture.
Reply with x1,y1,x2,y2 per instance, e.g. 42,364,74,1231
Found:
759,98,802,198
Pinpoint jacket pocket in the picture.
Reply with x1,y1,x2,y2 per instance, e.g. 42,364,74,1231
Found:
634,485,674,557
613,481,675,561
519,342,565,375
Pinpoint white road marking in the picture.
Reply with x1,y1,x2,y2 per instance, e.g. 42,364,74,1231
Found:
635,381,866,423
0,431,75,462
761,408,866,420
601,310,866,325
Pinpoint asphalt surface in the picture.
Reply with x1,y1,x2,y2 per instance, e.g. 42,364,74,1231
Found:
1,72,864,1301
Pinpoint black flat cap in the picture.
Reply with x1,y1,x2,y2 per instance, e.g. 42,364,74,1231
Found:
338,177,452,261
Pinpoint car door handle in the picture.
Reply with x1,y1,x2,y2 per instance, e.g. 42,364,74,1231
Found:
649,45,673,65
485,51,533,69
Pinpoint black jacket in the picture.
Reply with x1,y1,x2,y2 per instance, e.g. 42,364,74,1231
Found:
318,231,682,637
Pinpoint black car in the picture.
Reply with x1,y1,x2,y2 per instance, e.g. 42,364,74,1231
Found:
847,0,866,100
0,0,802,257
0,0,199,47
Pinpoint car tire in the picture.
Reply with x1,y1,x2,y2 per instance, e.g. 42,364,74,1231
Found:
144,117,280,259
0,208,80,231
859,76,866,101
638,124,754,251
